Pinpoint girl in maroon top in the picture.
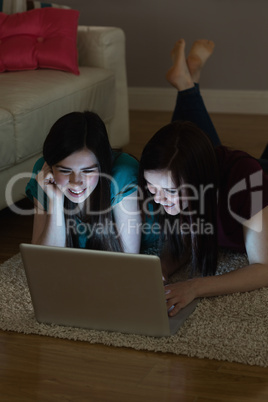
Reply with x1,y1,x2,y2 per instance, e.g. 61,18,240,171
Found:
139,39,268,316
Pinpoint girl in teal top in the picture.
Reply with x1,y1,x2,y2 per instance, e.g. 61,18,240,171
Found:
26,111,142,253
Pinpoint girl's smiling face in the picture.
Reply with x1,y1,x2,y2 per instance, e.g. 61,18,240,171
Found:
144,169,182,215
52,148,100,204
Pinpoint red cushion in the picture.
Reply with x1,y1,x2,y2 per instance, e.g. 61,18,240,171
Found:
0,8,80,74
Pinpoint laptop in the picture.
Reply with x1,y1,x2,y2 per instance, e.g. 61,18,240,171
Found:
20,243,199,337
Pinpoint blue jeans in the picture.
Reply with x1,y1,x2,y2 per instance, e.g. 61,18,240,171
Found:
172,84,268,172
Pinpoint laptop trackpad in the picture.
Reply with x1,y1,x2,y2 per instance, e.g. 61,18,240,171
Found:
168,298,200,335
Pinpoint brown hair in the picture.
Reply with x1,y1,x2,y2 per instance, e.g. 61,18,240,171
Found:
139,120,219,277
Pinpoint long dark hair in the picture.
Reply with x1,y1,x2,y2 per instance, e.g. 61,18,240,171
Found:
139,120,219,277
43,111,122,251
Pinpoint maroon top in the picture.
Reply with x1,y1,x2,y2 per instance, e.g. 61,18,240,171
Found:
216,146,268,253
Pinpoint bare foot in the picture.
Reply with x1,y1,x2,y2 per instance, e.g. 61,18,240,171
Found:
187,39,215,83
166,39,194,91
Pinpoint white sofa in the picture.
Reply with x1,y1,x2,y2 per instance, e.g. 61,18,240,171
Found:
0,26,129,210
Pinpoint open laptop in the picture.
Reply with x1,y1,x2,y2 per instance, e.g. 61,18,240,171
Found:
20,243,199,337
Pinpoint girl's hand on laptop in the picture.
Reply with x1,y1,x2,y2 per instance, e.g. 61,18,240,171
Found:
36,162,63,203
164,279,197,316
162,274,168,285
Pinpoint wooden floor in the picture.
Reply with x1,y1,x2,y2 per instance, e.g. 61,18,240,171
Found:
1,111,268,401
125,111,268,160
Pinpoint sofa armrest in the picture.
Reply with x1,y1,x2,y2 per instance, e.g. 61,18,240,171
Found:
77,26,129,148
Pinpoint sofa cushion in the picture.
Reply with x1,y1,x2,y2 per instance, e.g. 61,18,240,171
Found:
0,67,115,167
0,8,79,74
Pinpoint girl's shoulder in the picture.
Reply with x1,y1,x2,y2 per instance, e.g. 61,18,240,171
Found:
25,156,47,209
216,145,268,219
110,151,139,205
31,156,45,174
112,151,139,171
215,146,265,183
215,146,257,167
111,151,139,182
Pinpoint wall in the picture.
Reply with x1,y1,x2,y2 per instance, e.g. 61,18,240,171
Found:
56,0,268,113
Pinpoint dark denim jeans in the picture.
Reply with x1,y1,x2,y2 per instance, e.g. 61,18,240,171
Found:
171,84,268,172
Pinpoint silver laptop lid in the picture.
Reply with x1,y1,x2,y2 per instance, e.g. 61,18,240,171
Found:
20,244,199,337
20,244,172,337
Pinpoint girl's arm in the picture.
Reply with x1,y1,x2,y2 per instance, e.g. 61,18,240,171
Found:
112,190,142,253
165,205,268,316
31,163,66,247
32,198,66,246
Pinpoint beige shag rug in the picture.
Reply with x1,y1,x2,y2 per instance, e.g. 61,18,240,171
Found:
0,251,267,367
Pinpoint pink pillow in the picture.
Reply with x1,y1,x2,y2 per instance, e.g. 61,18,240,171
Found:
0,8,80,74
